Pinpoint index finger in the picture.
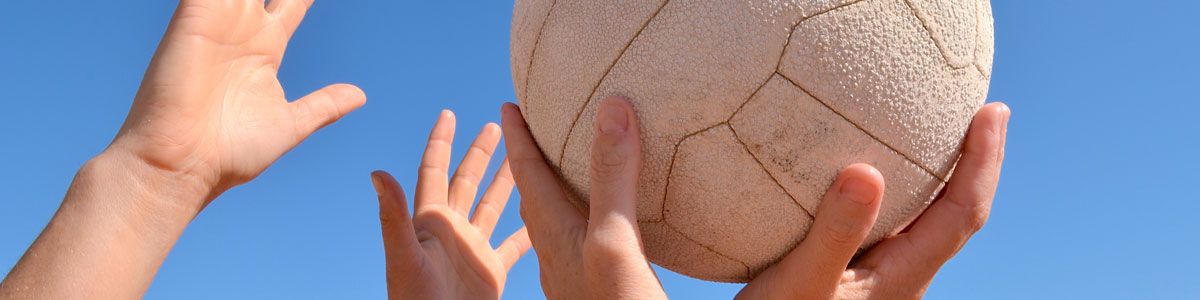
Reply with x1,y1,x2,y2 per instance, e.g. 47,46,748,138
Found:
500,103,586,239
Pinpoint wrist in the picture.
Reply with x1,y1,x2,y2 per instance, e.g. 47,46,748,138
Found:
0,150,214,298
78,149,213,225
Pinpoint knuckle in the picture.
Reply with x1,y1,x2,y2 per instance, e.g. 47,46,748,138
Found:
946,196,990,234
590,149,629,182
821,219,864,251
451,174,481,187
474,202,500,219
378,212,394,228
583,236,636,262
966,136,1003,166
510,156,545,174
418,165,447,178
467,144,496,158
493,173,516,187
964,208,990,233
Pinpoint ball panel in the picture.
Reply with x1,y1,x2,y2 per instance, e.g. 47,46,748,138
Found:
522,0,666,170
664,124,813,278
904,0,979,68
975,0,994,76
641,221,752,283
780,0,987,178
556,0,806,221
510,0,556,103
729,75,946,246
512,0,995,283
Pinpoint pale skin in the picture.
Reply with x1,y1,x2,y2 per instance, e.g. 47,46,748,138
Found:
370,111,531,299
0,1,530,298
0,0,1006,298
502,96,1010,299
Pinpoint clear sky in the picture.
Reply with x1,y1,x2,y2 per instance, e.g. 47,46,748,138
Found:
1,1,1197,299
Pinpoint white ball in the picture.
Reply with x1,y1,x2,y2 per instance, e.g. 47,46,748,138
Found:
511,0,993,282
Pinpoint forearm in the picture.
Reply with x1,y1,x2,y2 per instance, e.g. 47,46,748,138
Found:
0,150,208,298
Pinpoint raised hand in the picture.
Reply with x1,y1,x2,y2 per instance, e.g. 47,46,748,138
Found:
0,1,363,298
371,111,531,299
502,97,668,300
111,0,366,202
737,103,1011,299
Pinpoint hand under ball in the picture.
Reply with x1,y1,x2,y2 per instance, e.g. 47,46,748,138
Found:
511,0,996,281
506,97,1009,299
737,102,1010,299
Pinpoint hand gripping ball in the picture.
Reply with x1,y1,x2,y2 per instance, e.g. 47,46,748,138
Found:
510,0,994,282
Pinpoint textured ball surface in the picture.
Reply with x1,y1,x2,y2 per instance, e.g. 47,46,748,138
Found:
510,0,993,282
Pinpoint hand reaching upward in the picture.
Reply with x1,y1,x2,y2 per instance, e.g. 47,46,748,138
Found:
113,0,366,203
371,111,532,299
0,1,364,298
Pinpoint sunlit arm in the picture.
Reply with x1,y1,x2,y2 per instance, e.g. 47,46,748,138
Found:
0,0,365,298
0,151,207,298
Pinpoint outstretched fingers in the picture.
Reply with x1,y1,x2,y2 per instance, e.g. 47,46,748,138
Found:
472,160,515,238
739,164,885,299
415,110,456,212
448,123,502,217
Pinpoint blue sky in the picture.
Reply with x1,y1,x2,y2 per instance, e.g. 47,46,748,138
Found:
1,1,1197,299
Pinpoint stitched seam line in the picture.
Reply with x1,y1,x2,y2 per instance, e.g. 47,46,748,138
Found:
653,122,726,223
557,0,673,165
728,123,817,219
901,0,989,79
655,0,875,265
776,72,946,181
659,220,753,280
518,0,559,106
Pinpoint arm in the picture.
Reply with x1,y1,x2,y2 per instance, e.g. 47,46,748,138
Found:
0,1,364,298
0,152,207,298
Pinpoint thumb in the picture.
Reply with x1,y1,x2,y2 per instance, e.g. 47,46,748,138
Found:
583,97,665,299
739,164,884,299
291,83,367,140
586,97,645,248
371,171,425,281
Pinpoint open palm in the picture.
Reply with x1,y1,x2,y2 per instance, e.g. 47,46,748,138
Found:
371,111,531,299
114,0,365,197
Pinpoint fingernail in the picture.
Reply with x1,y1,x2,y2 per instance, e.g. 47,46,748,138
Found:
442,109,455,120
1000,104,1012,127
840,176,877,205
370,172,386,198
597,98,628,136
